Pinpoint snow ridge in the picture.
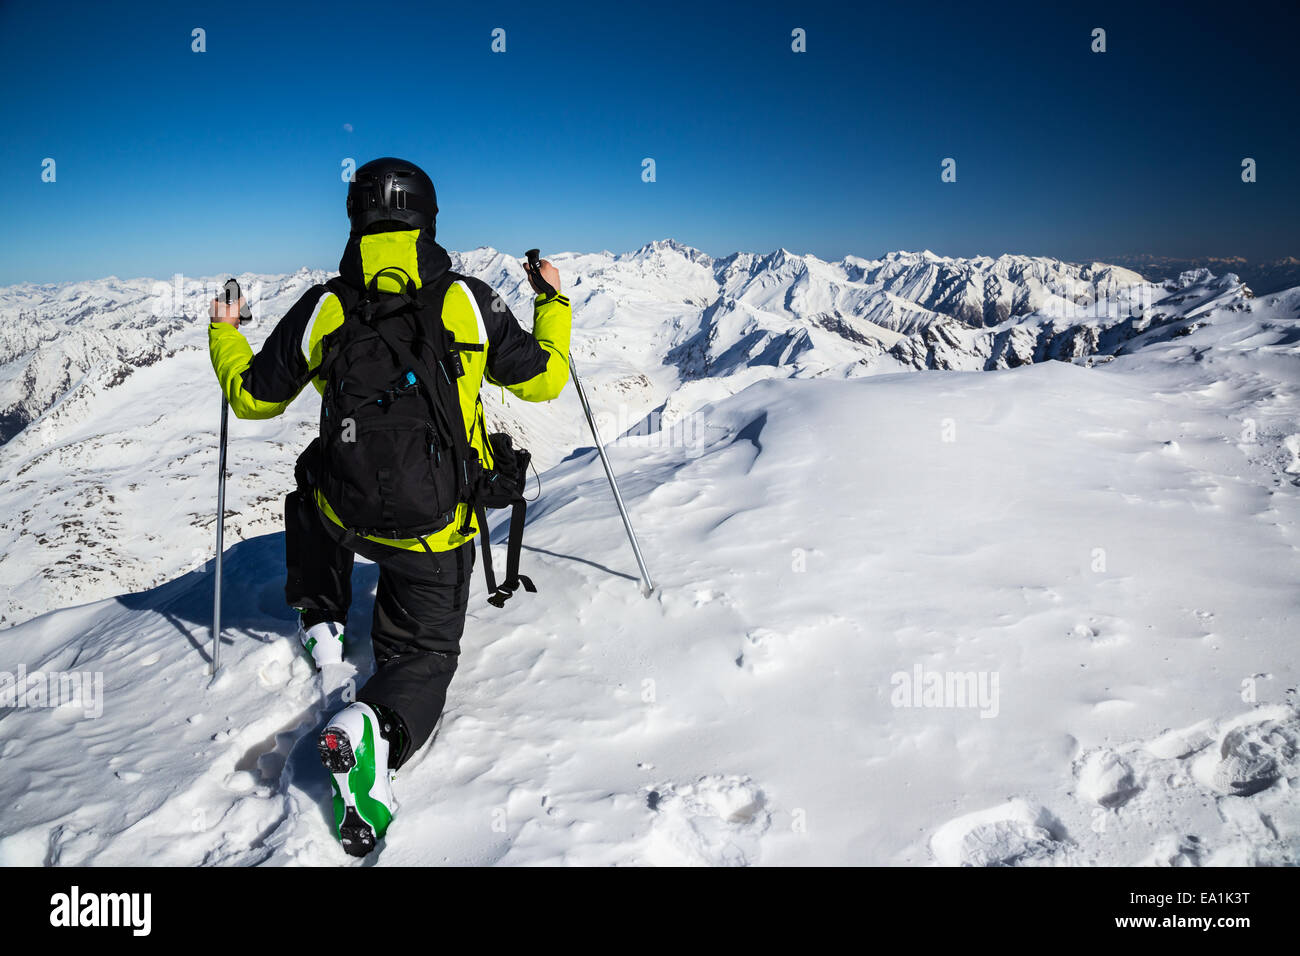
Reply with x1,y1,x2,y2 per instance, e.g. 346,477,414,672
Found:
1,243,1298,866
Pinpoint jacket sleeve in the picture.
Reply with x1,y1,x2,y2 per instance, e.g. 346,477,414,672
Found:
465,277,571,402
208,284,325,419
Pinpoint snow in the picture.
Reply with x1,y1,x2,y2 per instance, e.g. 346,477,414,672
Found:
0,244,1298,865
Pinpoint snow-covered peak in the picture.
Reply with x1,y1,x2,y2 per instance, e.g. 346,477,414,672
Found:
628,237,711,262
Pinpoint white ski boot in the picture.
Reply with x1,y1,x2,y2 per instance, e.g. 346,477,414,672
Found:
318,702,397,857
297,617,345,669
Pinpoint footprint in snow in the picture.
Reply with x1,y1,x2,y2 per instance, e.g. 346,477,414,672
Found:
1139,833,1204,867
735,628,785,673
929,799,1066,867
692,588,722,607
1075,749,1141,808
1143,724,1214,760
641,775,770,866
1193,713,1298,797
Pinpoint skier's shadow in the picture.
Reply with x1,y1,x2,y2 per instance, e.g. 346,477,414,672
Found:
115,532,380,669
116,531,385,861
115,533,297,664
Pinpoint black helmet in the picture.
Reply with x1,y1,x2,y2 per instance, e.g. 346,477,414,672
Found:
346,157,438,234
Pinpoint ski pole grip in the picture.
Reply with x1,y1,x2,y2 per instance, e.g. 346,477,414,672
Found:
221,278,252,326
523,249,557,297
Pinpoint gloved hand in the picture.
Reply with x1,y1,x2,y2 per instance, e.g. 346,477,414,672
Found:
524,256,561,296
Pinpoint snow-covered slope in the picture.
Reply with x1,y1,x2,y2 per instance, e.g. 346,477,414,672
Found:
0,243,1227,627
1,243,1298,866
2,317,1298,865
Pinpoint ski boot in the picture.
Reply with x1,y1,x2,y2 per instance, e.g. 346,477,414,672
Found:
296,615,345,669
318,702,397,857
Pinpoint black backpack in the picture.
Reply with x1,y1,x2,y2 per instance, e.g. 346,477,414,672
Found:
315,266,536,606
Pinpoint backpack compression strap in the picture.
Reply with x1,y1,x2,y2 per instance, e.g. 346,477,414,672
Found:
474,501,537,608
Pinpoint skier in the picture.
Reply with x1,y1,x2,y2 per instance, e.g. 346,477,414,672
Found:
207,157,571,856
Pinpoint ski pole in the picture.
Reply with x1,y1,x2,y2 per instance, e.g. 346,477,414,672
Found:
570,356,655,597
211,278,248,677
524,250,655,598
212,394,228,676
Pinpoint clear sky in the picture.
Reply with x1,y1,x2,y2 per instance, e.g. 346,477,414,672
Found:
1,0,1297,283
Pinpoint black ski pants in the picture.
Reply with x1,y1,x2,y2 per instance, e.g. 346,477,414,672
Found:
283,453,474,769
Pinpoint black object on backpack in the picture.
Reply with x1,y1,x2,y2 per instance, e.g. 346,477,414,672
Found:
474,432,537,607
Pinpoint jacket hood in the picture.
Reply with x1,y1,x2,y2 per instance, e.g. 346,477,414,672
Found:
338,226,453,294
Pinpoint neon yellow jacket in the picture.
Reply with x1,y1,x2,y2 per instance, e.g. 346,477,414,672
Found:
208,229,570,552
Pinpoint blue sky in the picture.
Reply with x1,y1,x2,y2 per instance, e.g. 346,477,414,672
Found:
1,0,1296,283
